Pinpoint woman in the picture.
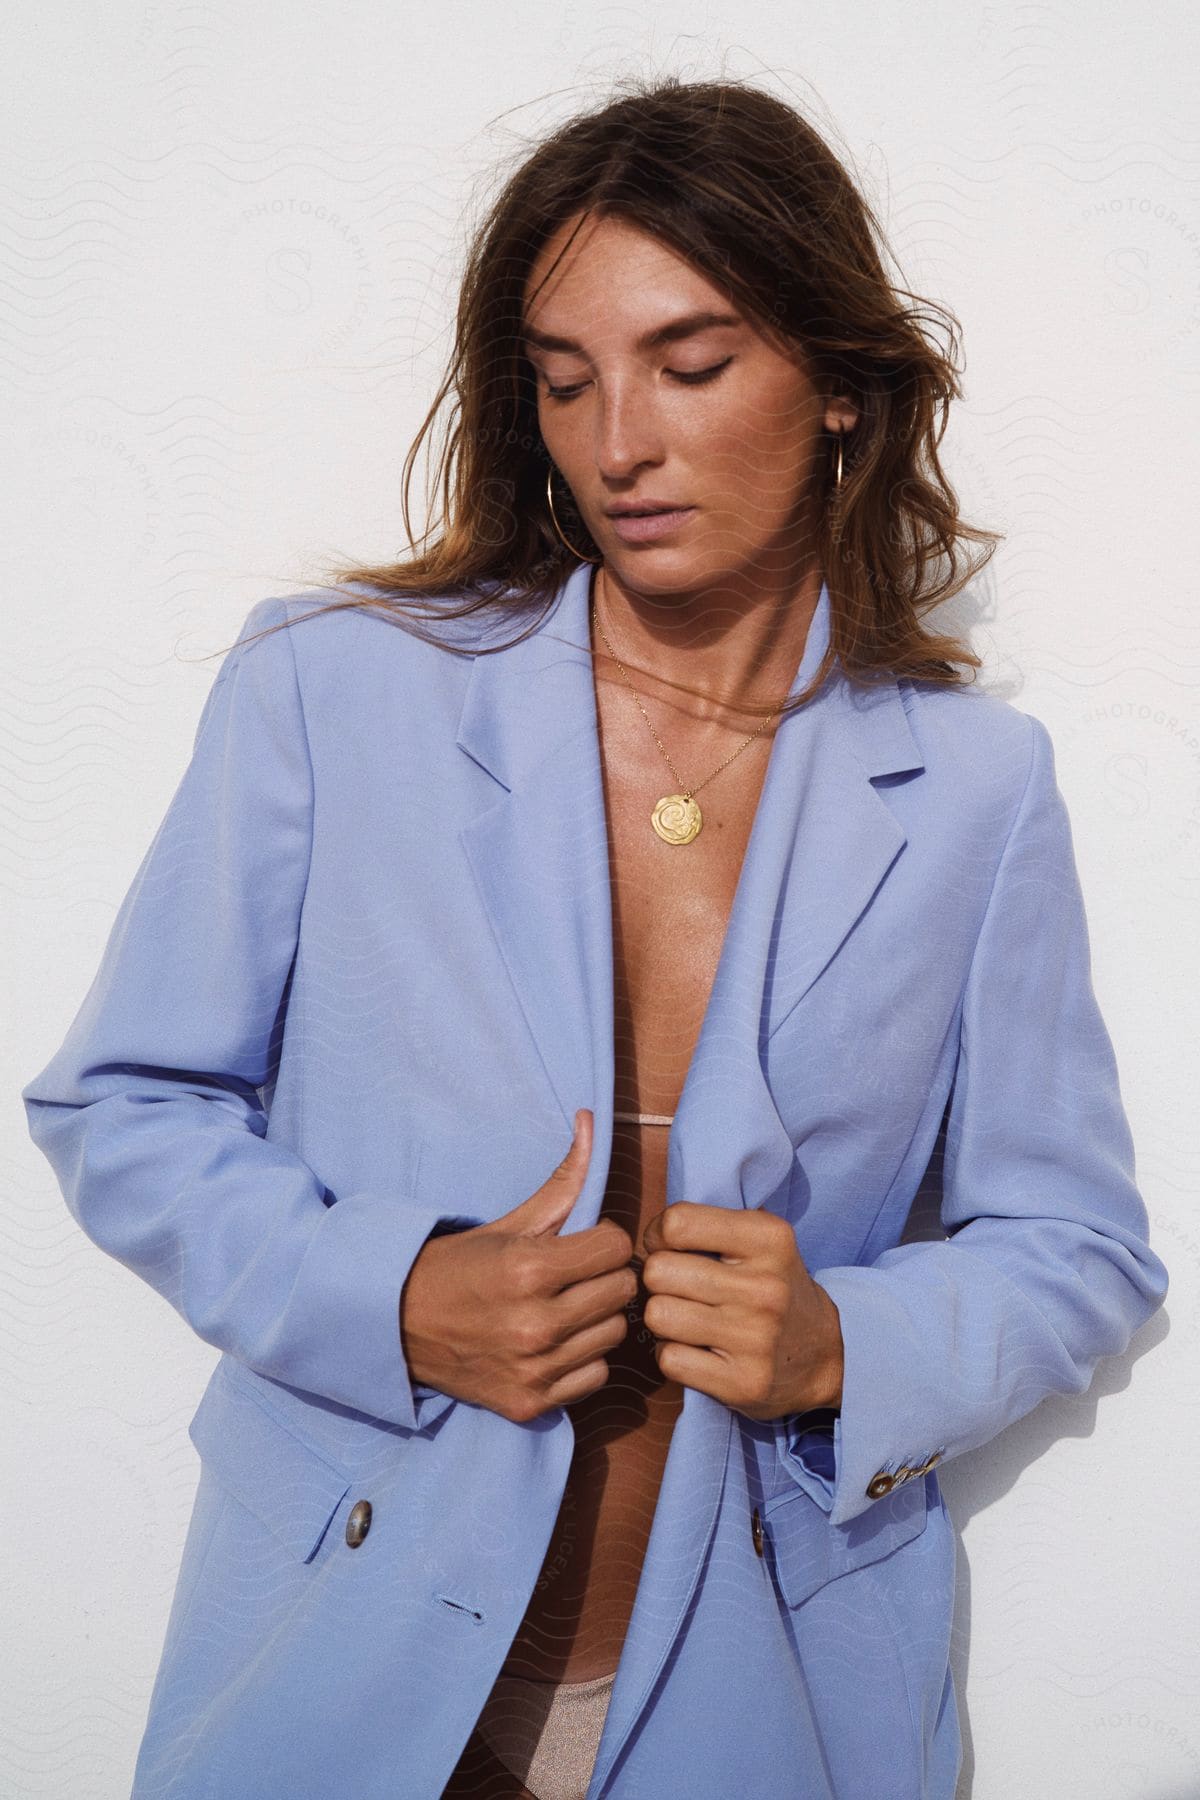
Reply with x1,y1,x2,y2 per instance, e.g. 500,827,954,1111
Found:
22,78,1168,1800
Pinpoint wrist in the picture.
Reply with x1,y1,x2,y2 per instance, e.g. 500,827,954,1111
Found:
809,1288,844,1412
398,1234,449,1390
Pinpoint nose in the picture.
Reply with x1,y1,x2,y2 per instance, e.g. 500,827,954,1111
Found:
592,374,666,481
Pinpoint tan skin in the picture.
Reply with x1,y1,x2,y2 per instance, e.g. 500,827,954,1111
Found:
402,210,847,1435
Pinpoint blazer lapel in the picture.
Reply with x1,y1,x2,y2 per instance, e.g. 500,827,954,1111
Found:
457,560,616,1186
666,623,923,1219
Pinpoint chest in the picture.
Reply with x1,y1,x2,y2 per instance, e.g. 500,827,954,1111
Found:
596,681,775,1112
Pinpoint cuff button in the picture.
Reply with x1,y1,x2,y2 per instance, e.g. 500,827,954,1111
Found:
346,1498,373,1548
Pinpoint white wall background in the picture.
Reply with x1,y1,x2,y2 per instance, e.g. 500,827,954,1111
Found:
5,4,1196,1796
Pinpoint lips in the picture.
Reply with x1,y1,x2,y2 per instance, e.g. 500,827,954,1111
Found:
607,506,696,543
605,503,690,517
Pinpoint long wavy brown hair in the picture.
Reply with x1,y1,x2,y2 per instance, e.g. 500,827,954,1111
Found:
229,75,999,714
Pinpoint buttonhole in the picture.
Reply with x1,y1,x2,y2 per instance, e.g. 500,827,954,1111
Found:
435,1593,485,1624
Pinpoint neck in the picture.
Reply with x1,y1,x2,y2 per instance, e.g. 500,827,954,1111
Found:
590,555,822,724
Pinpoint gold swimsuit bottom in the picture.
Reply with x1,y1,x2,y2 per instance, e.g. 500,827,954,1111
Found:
474,1670,619,1800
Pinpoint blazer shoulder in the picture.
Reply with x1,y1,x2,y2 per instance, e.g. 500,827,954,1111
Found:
252,582,506,671
903,674,1037,745
238,583,510,745
903,677,1042,798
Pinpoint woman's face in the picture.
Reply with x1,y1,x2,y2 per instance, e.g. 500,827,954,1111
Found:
521,211,857,593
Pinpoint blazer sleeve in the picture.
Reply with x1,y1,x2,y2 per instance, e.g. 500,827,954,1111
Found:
20,597,464,1434
782,711,1170,1530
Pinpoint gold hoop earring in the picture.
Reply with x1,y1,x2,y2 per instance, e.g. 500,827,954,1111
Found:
832,430,845,492
546,465,603,565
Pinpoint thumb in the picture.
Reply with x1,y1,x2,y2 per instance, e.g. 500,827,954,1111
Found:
516,1108,594,1236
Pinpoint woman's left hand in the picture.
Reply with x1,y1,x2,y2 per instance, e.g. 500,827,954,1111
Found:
639,1202,844,1420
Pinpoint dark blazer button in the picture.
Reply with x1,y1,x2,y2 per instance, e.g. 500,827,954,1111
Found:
866,1472,895,1500
751,1505,764,1557
345,1499,373,1547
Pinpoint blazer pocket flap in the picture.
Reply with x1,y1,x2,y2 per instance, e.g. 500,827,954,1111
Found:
188,1359,353,1563
763,1472,929,1610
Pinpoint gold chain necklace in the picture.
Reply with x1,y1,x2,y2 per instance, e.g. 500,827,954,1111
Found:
591,598,791,845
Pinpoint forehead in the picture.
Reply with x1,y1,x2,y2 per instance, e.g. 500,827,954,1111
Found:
520,305,744,356
520,212,730,328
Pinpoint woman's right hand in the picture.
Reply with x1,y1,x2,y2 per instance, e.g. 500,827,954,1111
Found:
398,1109,638,1423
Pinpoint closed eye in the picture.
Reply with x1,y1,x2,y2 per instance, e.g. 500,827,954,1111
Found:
543,357,734,401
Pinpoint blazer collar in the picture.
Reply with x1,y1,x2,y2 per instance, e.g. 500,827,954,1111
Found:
456,557,922,789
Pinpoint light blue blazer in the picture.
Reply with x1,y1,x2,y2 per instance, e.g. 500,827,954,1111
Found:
22,559,1169,1799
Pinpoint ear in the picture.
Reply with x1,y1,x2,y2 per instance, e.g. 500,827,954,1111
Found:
824,394,859,436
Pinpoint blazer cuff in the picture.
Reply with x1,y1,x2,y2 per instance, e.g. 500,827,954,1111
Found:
799,1266,951,1529
261,1189,472,1434
778,1406,840,1513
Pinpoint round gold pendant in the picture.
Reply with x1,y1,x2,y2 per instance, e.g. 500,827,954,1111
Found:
651,793,703,845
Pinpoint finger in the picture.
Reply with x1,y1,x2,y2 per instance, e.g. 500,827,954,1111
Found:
540,1304,632,1385
641,1248,754,1305
542,1354,615,1409
643,1291,732,1352
549,1263,640,1339
522,1110,593,1233
652,1340,737,1403
536,1216,635,1289
646,1202,793,1263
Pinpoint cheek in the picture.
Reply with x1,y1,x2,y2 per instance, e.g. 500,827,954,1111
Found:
697,430,813,505
696,384,819,484
537,397,580,459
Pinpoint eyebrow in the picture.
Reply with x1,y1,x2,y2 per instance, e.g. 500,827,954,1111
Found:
520,308,744,355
